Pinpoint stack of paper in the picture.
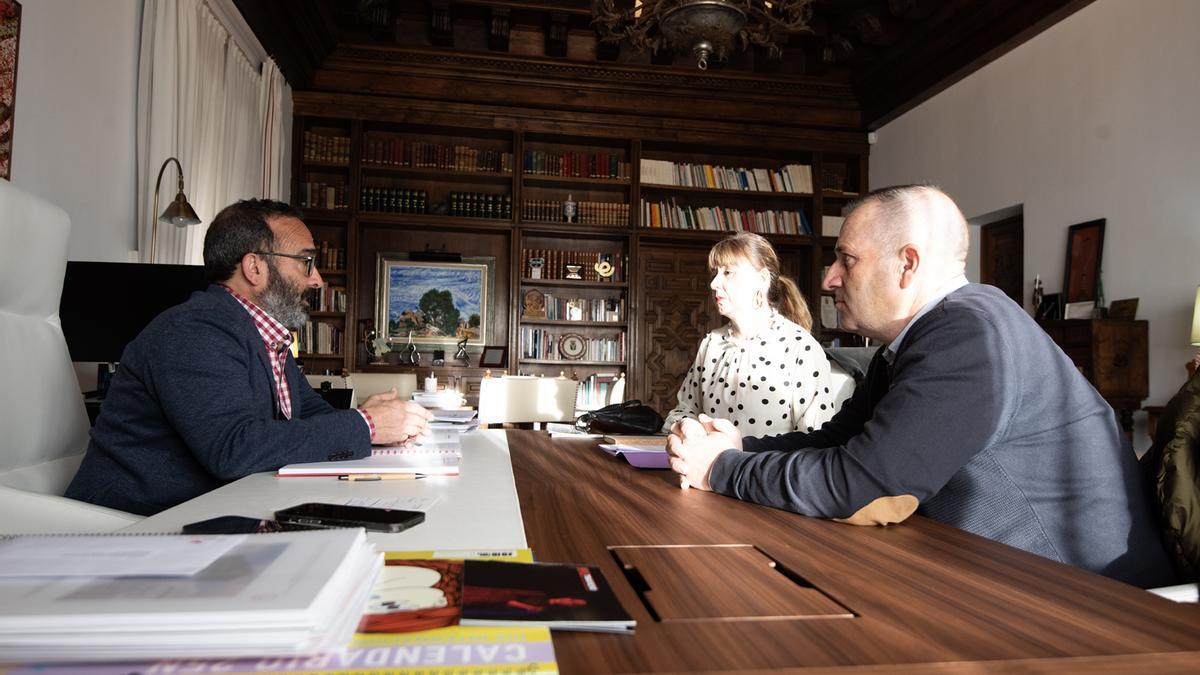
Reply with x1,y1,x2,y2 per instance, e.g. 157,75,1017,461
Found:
0,529,382,663
429,408,480,433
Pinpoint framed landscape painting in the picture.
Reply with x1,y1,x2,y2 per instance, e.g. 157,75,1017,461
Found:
376,254,494,348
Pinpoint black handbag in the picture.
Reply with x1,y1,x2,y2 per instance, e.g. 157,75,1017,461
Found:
576,400,665,435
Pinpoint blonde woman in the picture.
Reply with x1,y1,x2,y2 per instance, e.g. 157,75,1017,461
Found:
664,232,836,437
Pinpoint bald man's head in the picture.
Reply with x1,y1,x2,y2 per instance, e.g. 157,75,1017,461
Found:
845,184,969,277
820,185,970,343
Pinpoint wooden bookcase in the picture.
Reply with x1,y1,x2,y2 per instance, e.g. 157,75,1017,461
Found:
290,97,868,414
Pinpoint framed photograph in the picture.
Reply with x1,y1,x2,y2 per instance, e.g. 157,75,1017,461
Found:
1035,292,1062,322
375,253,494,348
1063,300,1095,320
478,345,507,368
1108,298,1139,321
0,0,21,181
1063,219,1105,303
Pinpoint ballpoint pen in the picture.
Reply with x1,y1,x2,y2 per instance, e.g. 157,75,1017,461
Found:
338,474,427,481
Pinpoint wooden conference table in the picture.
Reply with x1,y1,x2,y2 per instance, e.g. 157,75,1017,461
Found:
133,430,1200,673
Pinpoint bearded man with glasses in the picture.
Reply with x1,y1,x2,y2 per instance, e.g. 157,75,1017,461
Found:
67,199,432,516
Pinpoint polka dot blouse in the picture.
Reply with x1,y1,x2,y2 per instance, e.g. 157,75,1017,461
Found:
664,313,837,438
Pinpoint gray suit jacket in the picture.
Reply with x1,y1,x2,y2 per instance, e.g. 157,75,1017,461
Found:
711,284,1175,588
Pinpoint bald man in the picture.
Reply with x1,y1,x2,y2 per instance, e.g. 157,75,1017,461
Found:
67,199,431,515
668,185,1174,588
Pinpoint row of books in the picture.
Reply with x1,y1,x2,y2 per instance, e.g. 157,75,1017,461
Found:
305,285,347,313
298,320,344,356
302,130,351,164
521,199,628,226
522,248,626,282
520,327,625,362
313,240,347,271
359,187,427,214
298,181,350,210
640,158,815,194
642,199,813,234
523,150,630,180
449,191,512,219
363,137,514,173
577,372,624,410
533,295,624,322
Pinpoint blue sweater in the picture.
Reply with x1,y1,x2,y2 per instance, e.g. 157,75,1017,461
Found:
66,286,371,515
710,284,1175,588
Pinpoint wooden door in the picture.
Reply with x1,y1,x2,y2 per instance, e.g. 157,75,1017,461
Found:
980,215,1023,305
636,244,721,416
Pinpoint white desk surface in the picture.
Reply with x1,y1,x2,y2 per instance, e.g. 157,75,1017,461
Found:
123,430,527,551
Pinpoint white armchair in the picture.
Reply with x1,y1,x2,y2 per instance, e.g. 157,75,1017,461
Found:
477,375,580,427
0,181,142,534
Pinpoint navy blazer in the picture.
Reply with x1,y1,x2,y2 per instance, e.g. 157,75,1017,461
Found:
66,285,371,515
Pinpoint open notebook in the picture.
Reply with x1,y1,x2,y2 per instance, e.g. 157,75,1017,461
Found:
278,432,462,477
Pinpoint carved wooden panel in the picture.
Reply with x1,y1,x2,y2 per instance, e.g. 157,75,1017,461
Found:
636,245,721,416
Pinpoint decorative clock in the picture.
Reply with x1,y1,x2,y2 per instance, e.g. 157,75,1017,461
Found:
559,332,587,360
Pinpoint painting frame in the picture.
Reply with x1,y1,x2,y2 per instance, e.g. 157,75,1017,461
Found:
0,0,21,181
375,253,494,349
478,345,507,369
1063,219,1105,303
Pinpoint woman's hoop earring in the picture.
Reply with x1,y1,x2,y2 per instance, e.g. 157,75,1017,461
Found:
754,289,766,309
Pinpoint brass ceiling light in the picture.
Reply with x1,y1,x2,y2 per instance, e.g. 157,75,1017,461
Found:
593,0,815,70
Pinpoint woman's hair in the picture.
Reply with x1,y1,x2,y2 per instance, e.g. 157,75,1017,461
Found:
708,232,813,330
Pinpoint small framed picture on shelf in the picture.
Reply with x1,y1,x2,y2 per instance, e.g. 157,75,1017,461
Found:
565,299,584,322
1035,292,1062,321
1107,298,1138,321
1063,300,1096,320
479,345,508,368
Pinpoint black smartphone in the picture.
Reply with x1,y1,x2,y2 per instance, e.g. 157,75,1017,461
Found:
273,502,425,533
182,515,290,535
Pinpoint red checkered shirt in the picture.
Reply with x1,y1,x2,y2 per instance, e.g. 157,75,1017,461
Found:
224,287,295,420
223,287,375,438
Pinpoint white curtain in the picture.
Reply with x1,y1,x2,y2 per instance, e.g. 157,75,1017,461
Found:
137,0,291,264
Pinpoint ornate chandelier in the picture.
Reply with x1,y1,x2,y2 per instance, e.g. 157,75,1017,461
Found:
593,0,815,70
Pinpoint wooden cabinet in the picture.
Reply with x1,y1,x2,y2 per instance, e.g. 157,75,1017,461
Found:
289,96,869,406
1039,319,1149,434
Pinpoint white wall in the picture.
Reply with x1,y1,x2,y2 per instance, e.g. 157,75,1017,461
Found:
11,0,141,262
870,0,1200,448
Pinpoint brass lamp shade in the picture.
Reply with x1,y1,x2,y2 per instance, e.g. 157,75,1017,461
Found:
159,190,201,226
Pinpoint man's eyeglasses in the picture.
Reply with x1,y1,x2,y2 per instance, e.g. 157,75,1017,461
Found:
255,251,316,276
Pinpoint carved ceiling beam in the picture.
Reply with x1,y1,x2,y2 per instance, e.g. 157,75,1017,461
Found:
850,9,901,47
888,0,940,21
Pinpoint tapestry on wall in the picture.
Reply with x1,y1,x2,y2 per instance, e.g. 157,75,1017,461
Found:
0,0,19,181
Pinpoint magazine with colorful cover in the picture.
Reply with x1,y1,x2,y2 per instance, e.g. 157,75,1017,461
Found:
2,549,558,675
460,560,635,634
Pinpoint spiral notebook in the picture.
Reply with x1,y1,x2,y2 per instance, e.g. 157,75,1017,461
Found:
277,436,462,477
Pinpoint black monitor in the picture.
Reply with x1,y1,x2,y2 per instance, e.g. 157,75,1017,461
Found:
59,262,208,363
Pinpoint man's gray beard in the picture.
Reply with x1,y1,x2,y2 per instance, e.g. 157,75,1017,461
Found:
258,260,309,329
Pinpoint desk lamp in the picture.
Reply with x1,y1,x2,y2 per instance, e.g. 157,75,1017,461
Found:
149,156,201,261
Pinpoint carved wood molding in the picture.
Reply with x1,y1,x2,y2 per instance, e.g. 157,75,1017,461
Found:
292,90,869,152
323,45,857,102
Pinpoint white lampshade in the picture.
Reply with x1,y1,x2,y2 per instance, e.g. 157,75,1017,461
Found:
1192,286,1200,346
